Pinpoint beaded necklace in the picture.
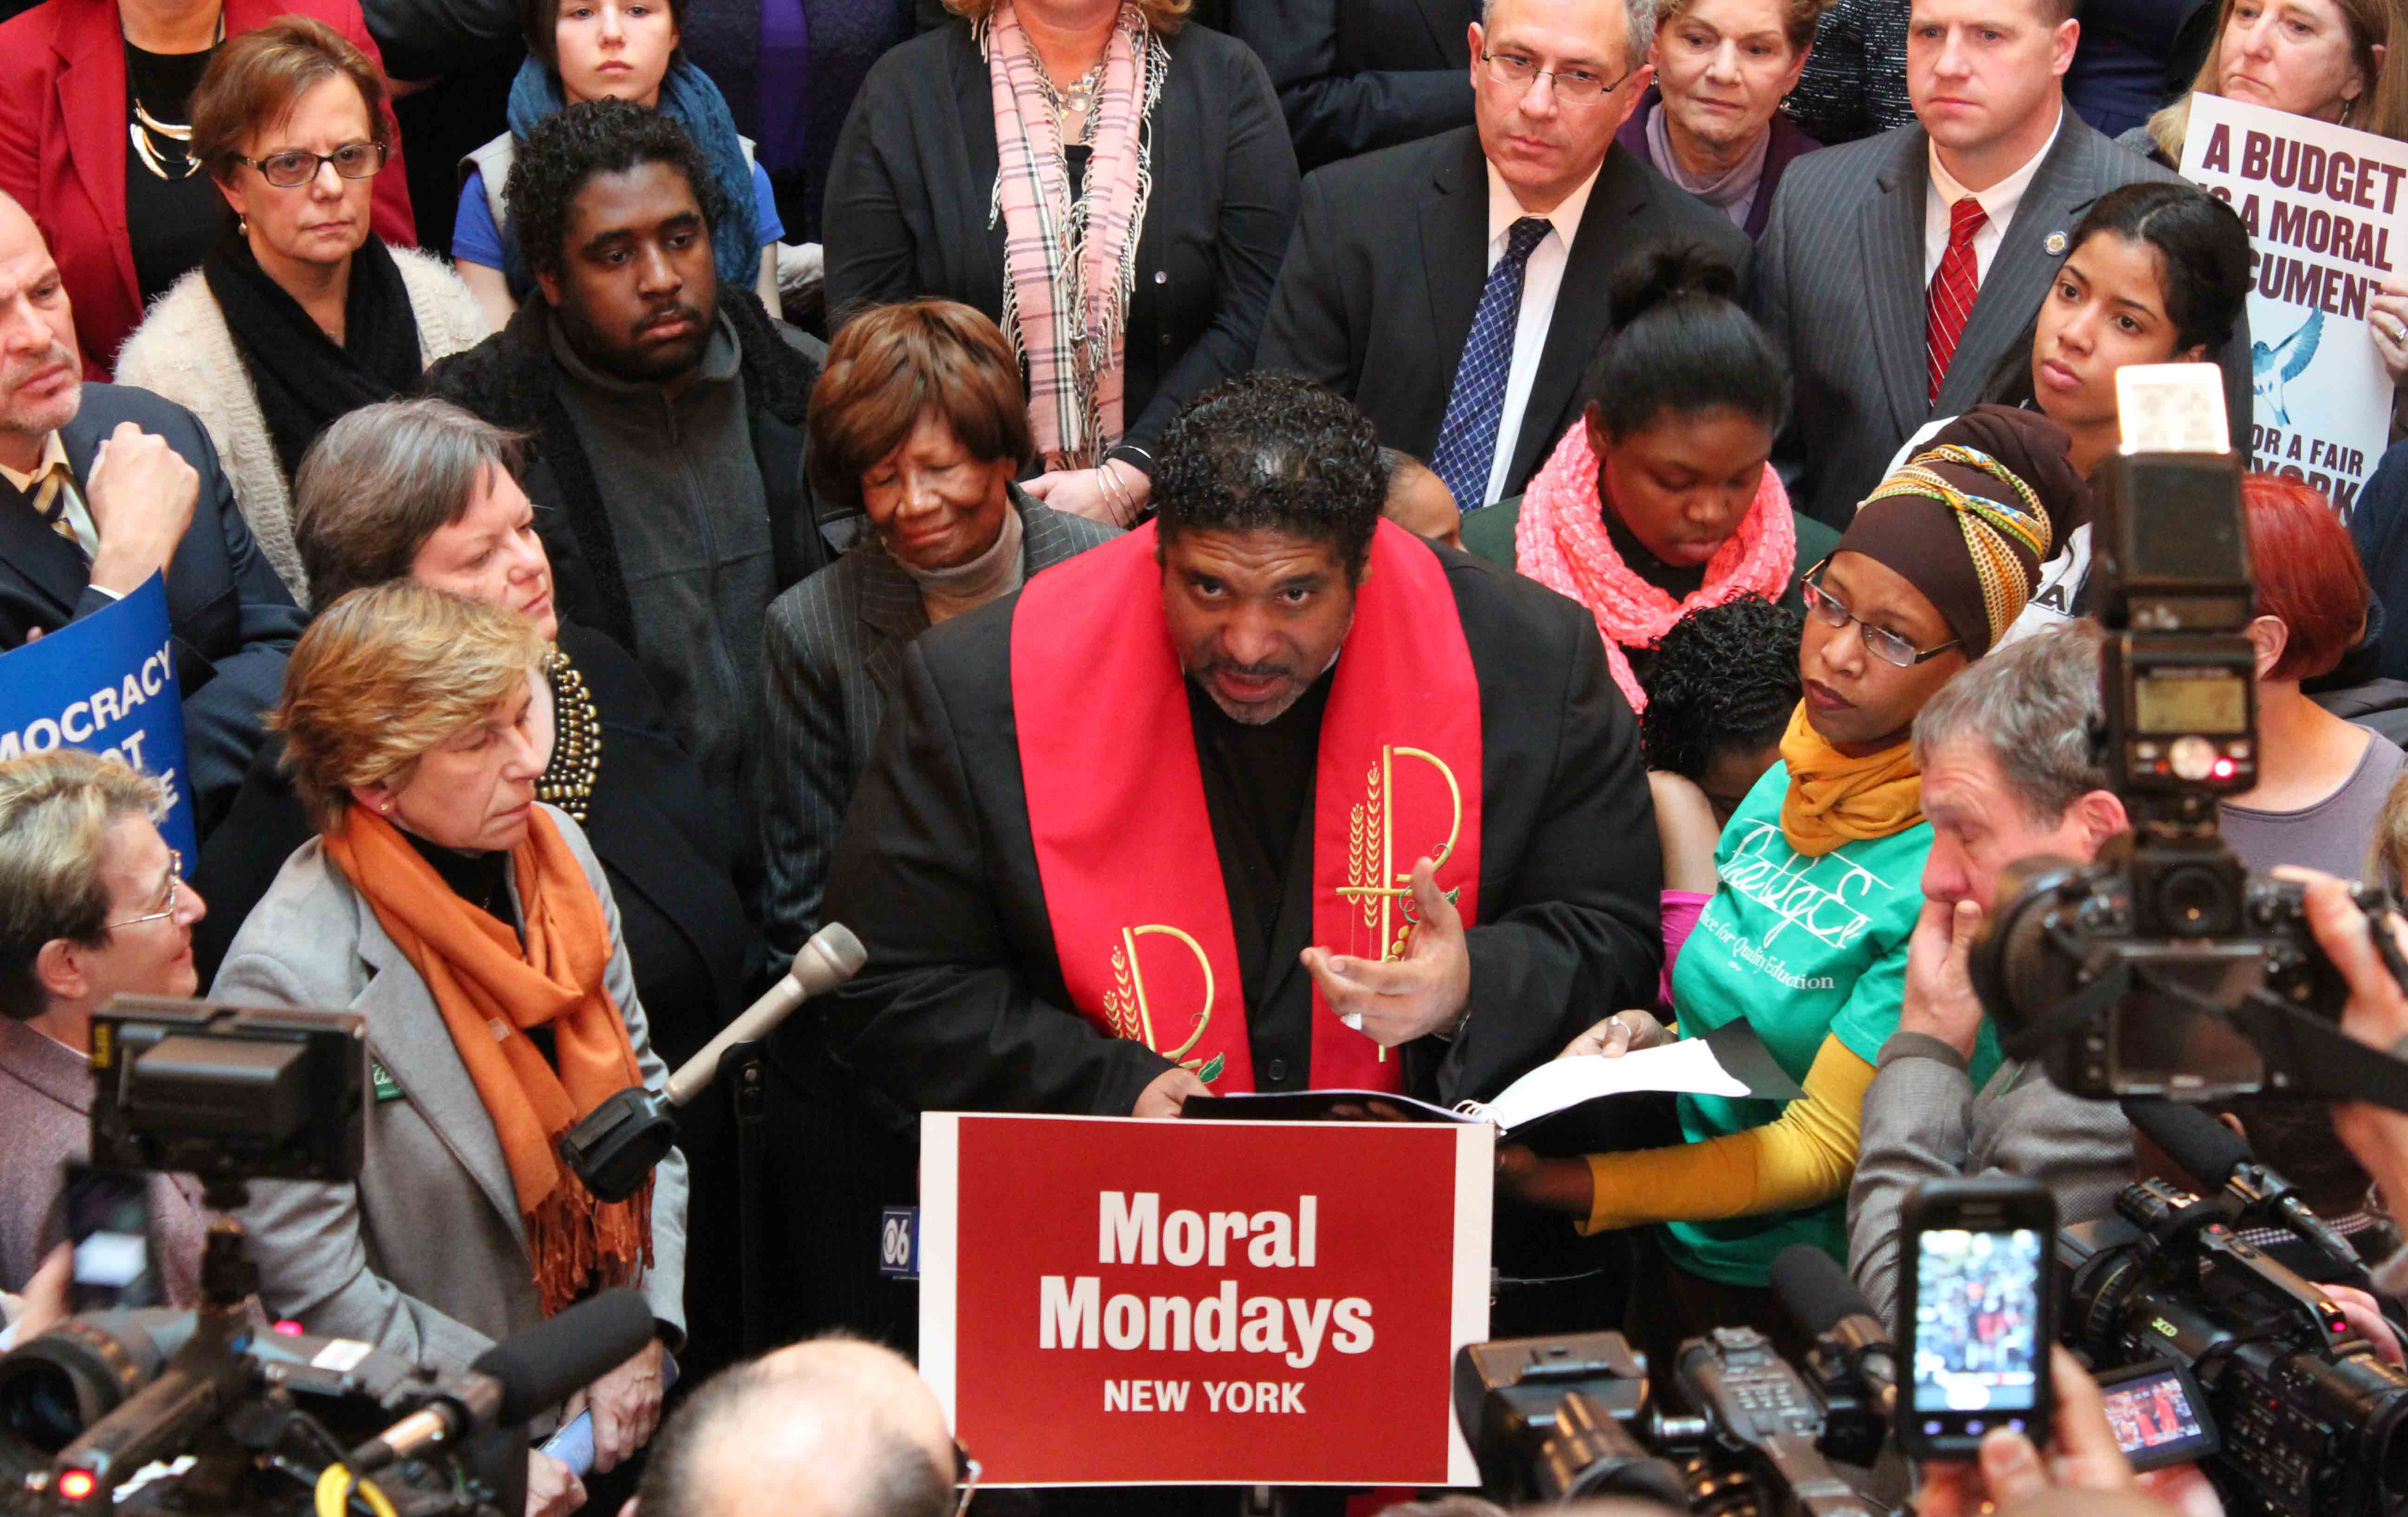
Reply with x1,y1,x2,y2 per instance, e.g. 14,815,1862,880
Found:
537,648,602,823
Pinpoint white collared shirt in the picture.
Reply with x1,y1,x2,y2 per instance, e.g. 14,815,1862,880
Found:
1924,108,2065,286
0,431,102,565
1479,156,1603,507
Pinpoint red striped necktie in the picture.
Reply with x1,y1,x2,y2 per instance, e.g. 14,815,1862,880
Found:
1926,194,1989,405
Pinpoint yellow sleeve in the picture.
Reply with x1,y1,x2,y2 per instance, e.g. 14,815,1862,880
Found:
1574,1035,1878,1235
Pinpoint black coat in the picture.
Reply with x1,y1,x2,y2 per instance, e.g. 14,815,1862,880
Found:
1224,0,1479,171
1256,128,1754,506
812,540,1664,1123
819,19,1300,463
0,383,306,837
423,289,833,658
188,622,760,1063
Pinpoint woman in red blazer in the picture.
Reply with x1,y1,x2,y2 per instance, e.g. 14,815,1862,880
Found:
0,0,416,377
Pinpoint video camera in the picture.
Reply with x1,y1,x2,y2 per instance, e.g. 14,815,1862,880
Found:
2061,1176,2408,1517
0,998,525,1517
1454,1250,1895,1515
1969,366,2408,1108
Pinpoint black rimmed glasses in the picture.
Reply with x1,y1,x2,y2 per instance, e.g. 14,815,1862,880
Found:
1477,50,1638,102
1800,561,1963,667
105,850,184,930
953,1442,981,1517
236,141,386,189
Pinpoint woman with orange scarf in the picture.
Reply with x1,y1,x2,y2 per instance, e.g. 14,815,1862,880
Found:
1498,406,2080,1371
213,582,683,1516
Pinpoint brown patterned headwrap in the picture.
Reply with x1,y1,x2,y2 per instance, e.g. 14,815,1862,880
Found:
1835,406,2083,657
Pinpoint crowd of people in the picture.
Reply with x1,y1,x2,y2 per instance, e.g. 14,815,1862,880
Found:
9,0,2408,1509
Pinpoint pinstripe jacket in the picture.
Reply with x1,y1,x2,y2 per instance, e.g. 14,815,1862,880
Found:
759,495,1119,954
1754,109,2252,527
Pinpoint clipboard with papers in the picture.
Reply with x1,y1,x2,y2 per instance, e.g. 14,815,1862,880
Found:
1180,1018,1805,1154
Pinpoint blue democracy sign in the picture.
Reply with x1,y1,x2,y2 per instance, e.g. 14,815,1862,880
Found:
0,576,196,863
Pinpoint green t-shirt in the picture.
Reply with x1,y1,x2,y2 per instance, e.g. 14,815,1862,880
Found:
1658,761,2002,1286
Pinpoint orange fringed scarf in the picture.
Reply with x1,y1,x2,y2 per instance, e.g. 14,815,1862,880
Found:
323,807,653,1313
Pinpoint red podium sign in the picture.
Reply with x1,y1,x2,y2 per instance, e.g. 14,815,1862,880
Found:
919,1114,1492,1487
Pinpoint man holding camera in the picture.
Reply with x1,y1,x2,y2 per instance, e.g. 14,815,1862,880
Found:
1846,624,2136,1321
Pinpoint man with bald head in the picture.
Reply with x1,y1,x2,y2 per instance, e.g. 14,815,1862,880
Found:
633,1337,953,1517
0,193,303,836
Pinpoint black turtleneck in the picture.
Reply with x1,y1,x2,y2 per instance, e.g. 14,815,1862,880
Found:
397,828,551,1064
1185,668,1335,1008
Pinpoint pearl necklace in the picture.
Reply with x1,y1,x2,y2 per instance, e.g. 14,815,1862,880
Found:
537,648,602,823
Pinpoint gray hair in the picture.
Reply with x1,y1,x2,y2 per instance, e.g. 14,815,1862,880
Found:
1483,0,1657,70
291,399,530,612
1912,622,2107,826
0,752,166,1022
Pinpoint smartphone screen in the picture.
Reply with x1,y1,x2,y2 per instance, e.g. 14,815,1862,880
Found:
1906,1222,2048,1451
2095,1360,2220,1472
64,1165,157,1313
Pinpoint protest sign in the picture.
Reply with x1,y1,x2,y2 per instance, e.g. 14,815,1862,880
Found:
921,1113,1492,1486
2179,92,2404,512
0,576,196,860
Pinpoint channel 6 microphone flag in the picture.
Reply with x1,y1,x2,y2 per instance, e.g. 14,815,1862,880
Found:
0,575,196,862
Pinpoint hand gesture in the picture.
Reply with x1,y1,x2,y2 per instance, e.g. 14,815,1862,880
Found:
1898,897,1987,1060
1913,1348,2142,1517
1302,857,1472,1048
524,1449,585,1517
1559,1010,1669,1061
1132,1065,1212,1117
583,1337,666,1473
83,423,198,596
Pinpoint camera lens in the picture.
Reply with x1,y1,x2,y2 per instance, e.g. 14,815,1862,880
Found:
1538,1392,1687,1506
2151,862,2240,937
0,1313,179,1452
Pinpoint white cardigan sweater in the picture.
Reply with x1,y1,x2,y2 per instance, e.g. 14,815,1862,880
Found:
112,244,491,607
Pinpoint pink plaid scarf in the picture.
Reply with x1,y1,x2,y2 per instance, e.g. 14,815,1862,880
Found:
984,2,1165,469
1515,420,1799,714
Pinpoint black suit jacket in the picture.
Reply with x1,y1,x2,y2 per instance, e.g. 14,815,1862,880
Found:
813,540,1663,1125
820,20,1299,462
190,622,759,1064
1224,0,1479,171
1754,112,2254,526
0,383,305,835
1256,128,1754,506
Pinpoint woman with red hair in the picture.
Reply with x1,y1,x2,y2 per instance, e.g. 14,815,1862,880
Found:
2226,474,2408,877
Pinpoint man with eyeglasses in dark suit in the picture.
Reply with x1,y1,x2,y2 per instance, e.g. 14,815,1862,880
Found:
1256,0,1751,514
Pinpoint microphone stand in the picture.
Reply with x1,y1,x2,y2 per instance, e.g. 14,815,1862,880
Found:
719,1039,770,1356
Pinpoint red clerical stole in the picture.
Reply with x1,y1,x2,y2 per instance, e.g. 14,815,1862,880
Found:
1012,520,1483,1094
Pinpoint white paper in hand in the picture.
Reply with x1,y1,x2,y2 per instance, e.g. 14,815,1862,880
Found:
1472,1036,1757,1133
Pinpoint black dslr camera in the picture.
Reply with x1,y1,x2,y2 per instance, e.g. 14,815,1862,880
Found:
1970,436,2401,1103
2061,1177,2408,1517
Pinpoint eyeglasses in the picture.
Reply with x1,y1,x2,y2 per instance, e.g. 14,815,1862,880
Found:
1478,50,1637,102
1800,565,1963,667
105,852,184,930
953,1442,981,1517
236,141,386,189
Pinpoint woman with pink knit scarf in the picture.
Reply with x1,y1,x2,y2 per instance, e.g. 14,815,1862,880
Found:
1461,243,1838,716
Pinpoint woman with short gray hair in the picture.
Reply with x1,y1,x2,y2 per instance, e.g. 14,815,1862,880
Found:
192,399,760,1088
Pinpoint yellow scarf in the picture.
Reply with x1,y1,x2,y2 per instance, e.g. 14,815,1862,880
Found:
1777,703,1924,857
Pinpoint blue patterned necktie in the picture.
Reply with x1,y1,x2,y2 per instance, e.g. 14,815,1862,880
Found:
1430,215,1553,512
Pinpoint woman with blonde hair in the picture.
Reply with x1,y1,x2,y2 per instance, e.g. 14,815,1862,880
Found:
2129,0,2408,167
821,0,1298,526
214,582,684,1514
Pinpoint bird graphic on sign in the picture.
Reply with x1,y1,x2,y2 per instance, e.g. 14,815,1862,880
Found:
2252,309,2322,426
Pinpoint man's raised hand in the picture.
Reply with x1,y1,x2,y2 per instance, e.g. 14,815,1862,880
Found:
1301,856,1471,1047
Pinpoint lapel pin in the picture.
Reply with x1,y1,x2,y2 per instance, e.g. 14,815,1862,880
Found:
2045,231,2068,255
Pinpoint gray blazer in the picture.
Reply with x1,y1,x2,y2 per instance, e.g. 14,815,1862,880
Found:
1846,1031,2133,1324
1754,110,2253,526
759,495,1119,954
210,807,688,1379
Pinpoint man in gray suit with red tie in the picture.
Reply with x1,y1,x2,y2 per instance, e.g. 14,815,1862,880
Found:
1754,0,2252,527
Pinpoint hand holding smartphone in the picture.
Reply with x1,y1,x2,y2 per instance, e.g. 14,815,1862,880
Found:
1897,1178,2058,1459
